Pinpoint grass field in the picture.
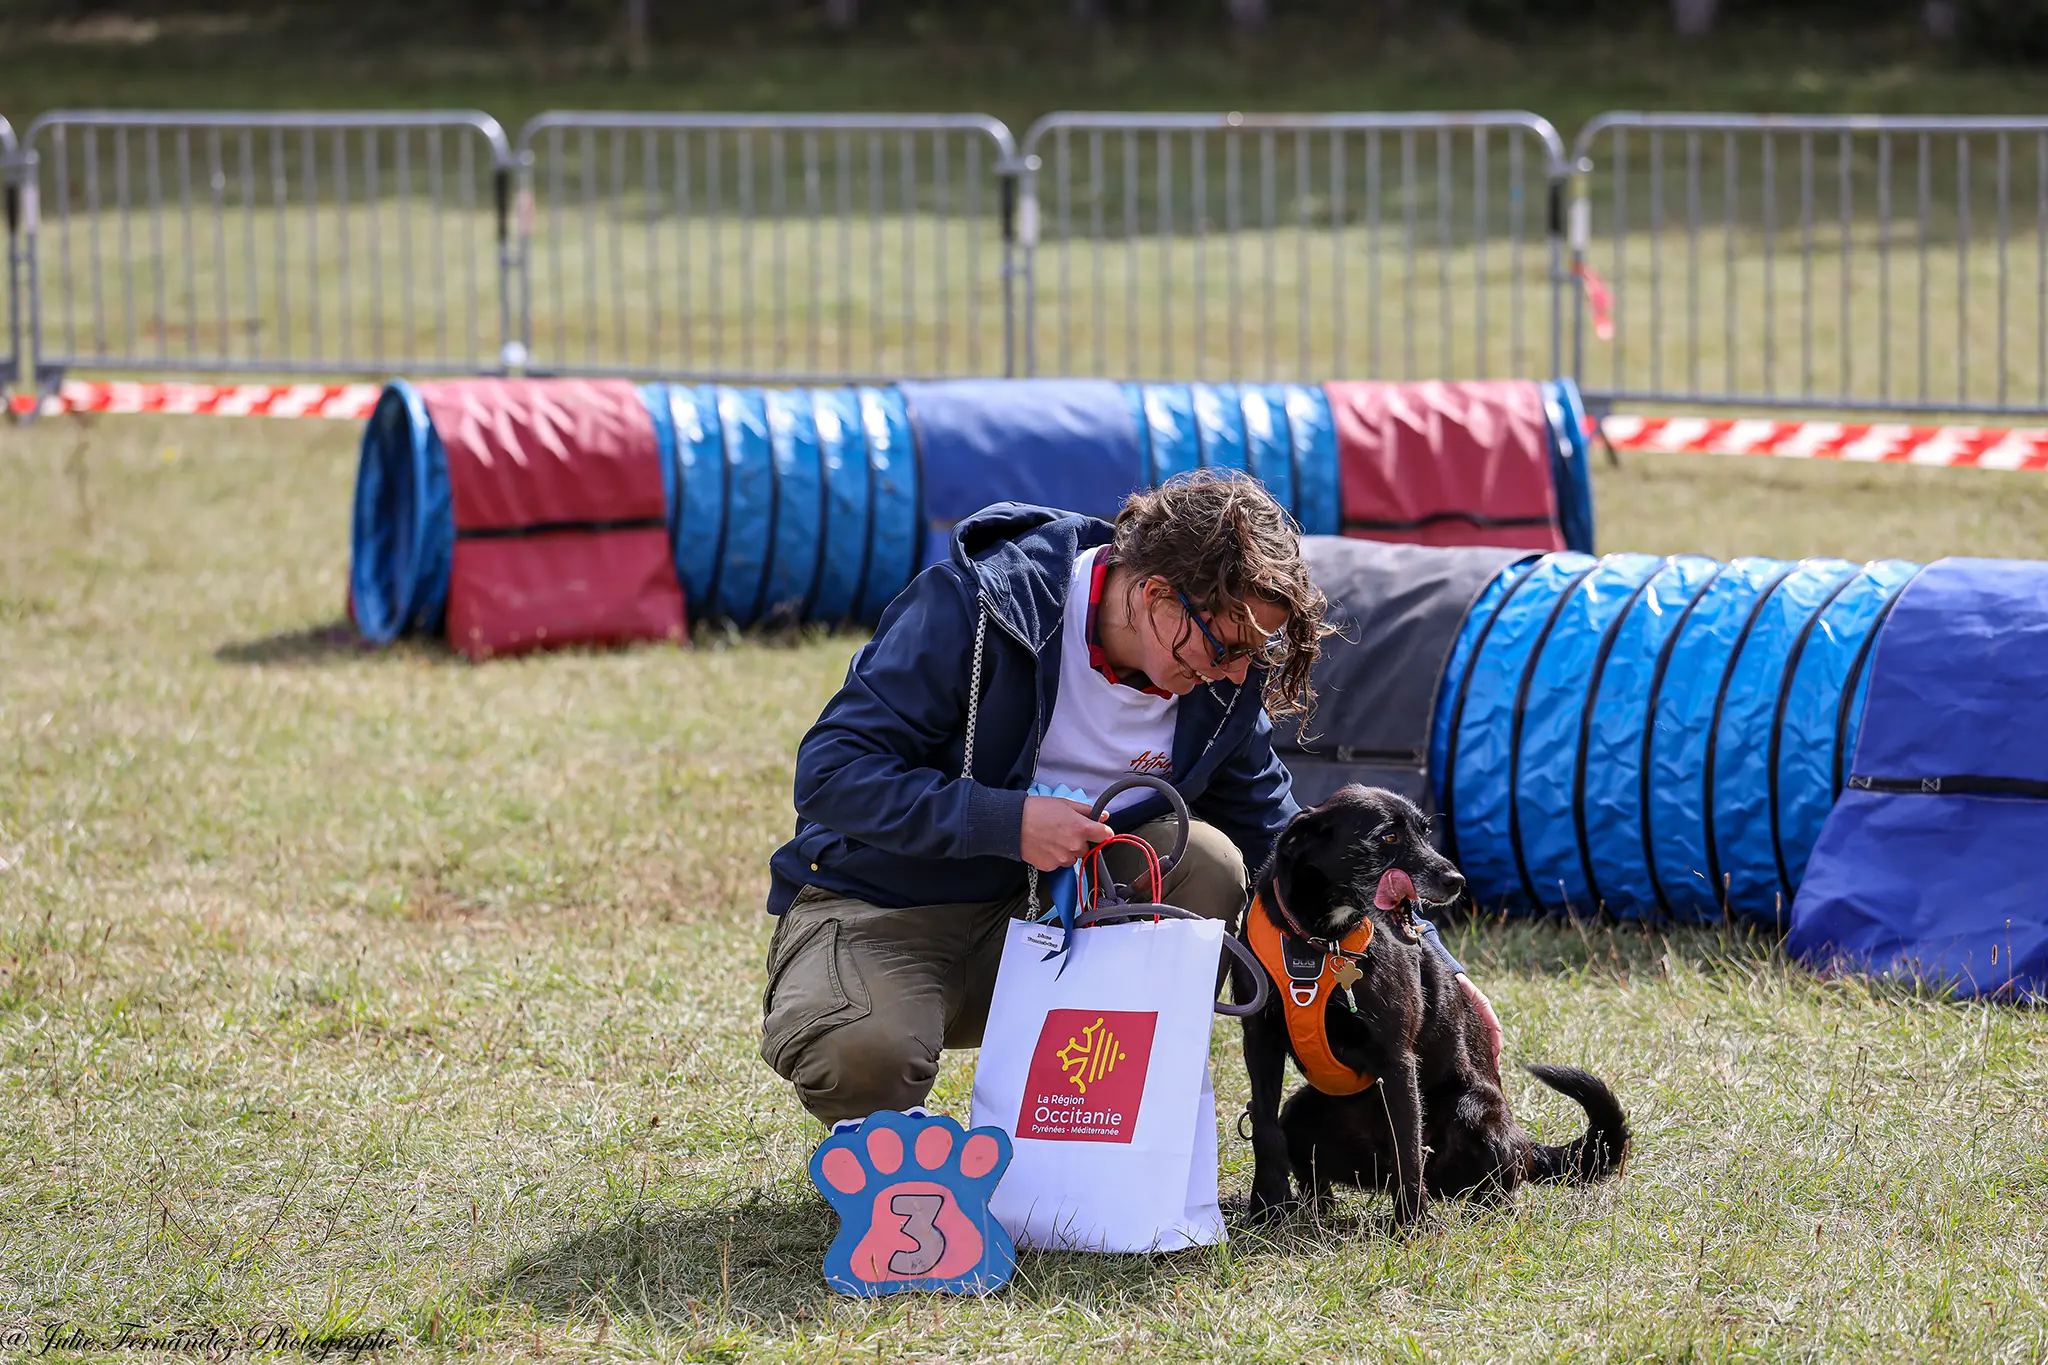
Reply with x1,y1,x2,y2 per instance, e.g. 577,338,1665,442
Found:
4,413,2047,1361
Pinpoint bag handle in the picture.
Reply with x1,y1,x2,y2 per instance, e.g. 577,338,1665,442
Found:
1071,903,1270,1018
1086,774,1190,875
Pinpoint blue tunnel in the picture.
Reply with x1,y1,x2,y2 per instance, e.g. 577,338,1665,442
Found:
1432,551,1923,926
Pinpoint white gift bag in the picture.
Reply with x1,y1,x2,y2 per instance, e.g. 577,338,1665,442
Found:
969,916,1226,1253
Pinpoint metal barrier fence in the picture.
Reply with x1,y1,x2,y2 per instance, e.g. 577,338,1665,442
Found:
514,112,1022,383
19,110,515,383
12,103,2048,425
3,115,19,394
1570,112,2048,418
1018,111,1570,383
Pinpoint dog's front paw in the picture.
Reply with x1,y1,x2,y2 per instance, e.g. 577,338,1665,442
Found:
1388,1188,1430,1233
1247,1183,1303,1224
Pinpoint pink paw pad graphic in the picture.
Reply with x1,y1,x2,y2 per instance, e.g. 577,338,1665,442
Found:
810,1109,1015,1296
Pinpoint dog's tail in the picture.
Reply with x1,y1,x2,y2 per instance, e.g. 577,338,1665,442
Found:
1522,1063,1630,1185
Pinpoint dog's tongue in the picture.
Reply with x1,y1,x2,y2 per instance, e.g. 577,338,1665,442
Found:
1373,868,1416,910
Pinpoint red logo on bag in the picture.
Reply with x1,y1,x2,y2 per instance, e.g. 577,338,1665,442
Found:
1016,1009,1158,1144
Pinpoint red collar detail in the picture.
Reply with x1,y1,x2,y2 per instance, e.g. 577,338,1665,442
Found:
1085,552,1173,699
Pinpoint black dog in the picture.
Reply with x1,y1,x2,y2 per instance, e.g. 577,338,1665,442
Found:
1230,785,1630,1226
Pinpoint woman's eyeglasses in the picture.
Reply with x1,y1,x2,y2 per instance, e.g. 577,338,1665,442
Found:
1173,588,1287,669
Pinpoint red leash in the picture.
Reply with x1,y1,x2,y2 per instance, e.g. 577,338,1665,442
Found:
1079,833,1164,919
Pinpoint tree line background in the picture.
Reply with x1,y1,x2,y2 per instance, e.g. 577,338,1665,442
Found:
3,0,2044,66
3,0,2042,51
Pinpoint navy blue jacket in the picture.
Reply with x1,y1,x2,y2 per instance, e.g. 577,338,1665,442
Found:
767,503,1298,915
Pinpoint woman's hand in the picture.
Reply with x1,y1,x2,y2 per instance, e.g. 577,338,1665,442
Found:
1020,796,1113,872
1456,973,1504,1070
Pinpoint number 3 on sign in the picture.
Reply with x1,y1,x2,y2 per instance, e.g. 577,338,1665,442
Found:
887,1193,948,1275
810,1108,1016,1296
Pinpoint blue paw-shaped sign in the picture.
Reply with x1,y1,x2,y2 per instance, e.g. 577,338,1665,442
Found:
810,1108,1015,1297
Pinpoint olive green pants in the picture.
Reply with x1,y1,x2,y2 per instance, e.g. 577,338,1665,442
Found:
759,818,1247,1125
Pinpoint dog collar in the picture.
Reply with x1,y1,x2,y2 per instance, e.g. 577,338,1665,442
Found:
1264,877,1345,953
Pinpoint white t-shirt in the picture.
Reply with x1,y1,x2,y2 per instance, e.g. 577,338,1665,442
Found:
1029,546,1180,816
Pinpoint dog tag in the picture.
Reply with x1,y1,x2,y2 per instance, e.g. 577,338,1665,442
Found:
1331,958,1363,1014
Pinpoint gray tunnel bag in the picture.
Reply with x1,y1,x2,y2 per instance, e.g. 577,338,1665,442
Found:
1280,537,1532,818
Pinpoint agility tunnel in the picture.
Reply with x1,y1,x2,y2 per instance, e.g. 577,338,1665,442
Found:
1286,539,1926,928
1293,539,2048,997
351,377,1596,647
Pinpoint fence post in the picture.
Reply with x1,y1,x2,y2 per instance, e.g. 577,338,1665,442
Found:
512,145,537,377
1,120,17,402
19,148,43,403
493,155,512,374
998,153,1017,379
1009,152,1040,379
4,146,18,399
1568,154,1592,401
499,149,528,376
1547,160,1568,384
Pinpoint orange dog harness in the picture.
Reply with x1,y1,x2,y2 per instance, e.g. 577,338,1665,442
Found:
1245,895,1378,1096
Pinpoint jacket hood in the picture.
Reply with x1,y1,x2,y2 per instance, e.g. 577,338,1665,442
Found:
949,502,1115,651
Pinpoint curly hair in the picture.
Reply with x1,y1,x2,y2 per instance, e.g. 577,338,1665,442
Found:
1107,469,1331,719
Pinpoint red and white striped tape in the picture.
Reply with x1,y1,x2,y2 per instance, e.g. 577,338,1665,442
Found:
8,379,2047,472
1600,414,2048,472
7,380,383,420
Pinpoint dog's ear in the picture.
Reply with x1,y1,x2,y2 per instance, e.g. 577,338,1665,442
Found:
1272,810,1337,921
1275,805,1332,858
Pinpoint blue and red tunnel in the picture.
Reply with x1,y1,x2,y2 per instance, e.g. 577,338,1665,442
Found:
350,376,1595,644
